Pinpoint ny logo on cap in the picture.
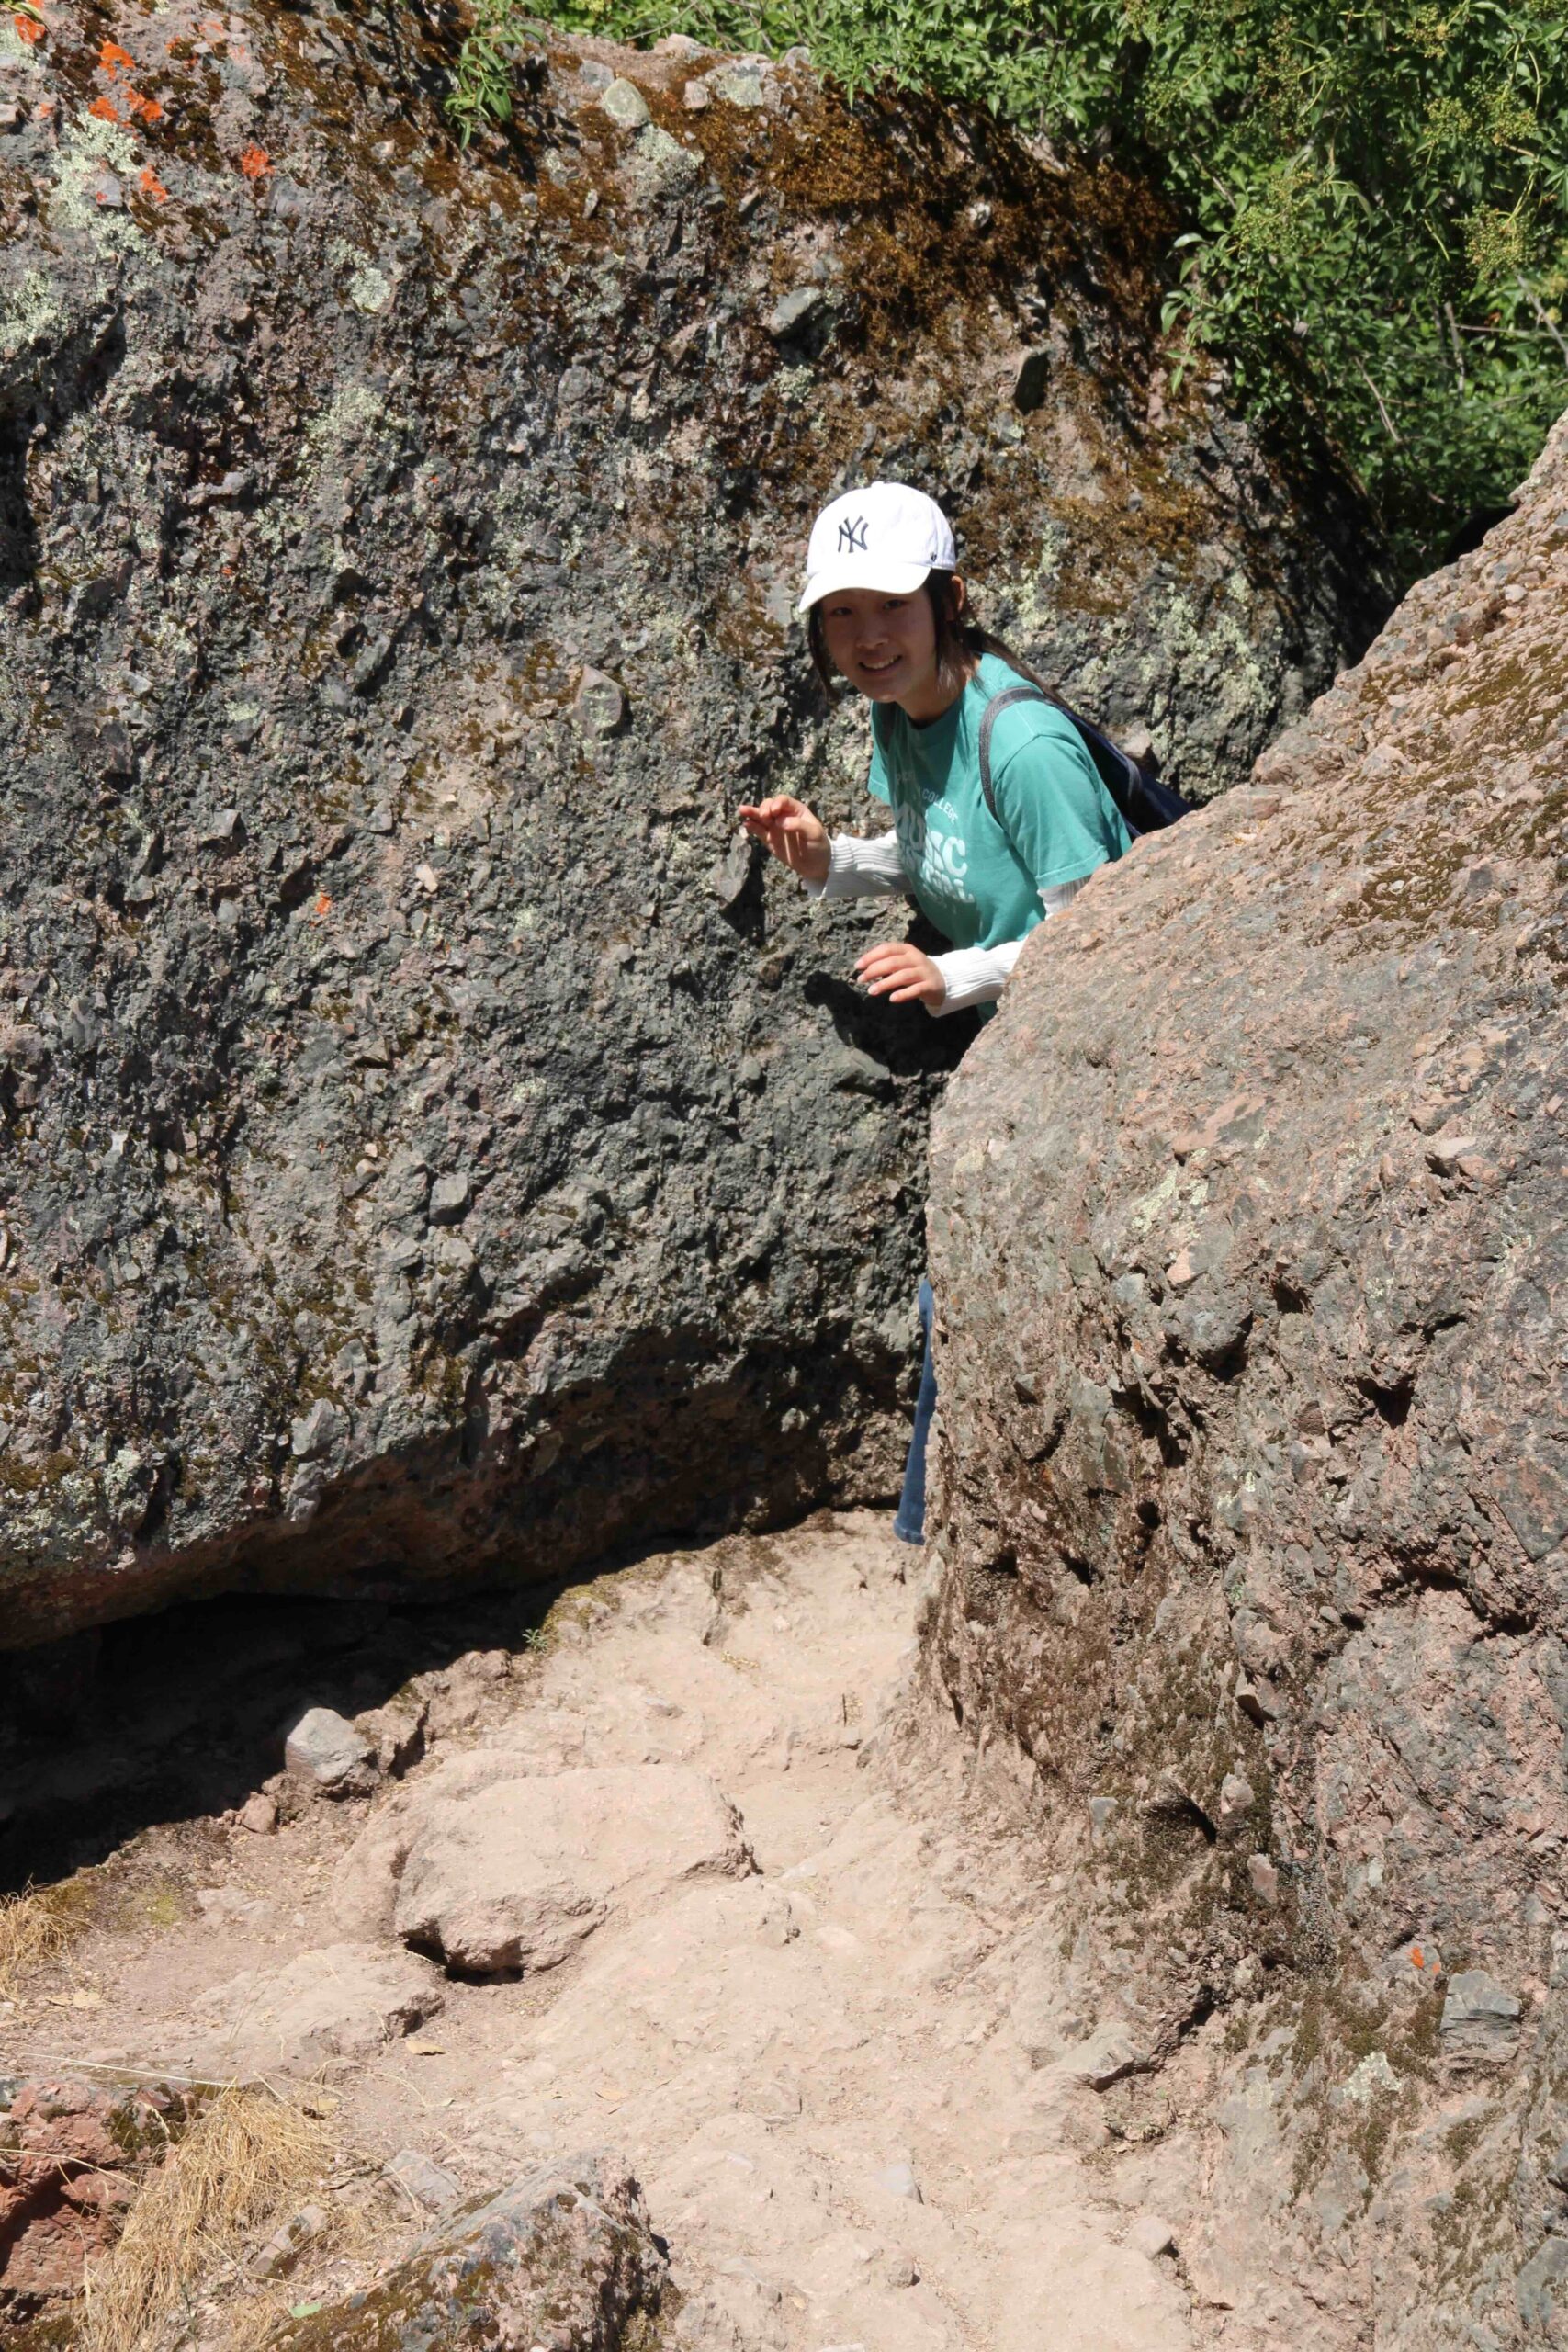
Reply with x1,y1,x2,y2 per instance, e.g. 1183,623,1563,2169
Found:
837,515,869,554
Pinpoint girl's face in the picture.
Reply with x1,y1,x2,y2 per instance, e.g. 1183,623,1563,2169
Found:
818,585,945,718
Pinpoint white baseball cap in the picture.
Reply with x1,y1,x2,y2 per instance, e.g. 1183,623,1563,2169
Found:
797,481,957,616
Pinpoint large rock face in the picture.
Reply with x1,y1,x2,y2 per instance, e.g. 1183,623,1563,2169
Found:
924,411,1568,2342
0,0,1379,1645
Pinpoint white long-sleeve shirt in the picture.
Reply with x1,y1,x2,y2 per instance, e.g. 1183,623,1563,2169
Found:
804,830,1089,1013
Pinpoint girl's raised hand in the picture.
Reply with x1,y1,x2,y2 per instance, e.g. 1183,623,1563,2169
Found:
855,939,945,1010
737,795,830,884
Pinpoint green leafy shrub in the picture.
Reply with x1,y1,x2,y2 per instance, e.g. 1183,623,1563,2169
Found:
453,0,1568,580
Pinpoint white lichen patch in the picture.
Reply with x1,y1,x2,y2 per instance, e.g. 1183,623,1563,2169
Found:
346,264,392,315
0,269,62,365
1341,2050,1401,2105
50,112,148,253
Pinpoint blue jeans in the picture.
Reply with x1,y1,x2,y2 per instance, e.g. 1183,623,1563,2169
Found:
893,1279,936,1544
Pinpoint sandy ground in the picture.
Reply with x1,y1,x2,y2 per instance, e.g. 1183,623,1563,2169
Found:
5,1513,1202,2349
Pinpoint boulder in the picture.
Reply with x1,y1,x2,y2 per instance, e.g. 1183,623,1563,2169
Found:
921,408,1568,2342
264,2151,666,2351
285,1705,378,1798
0,1,1381,1651
391,1765,755,1974
183,1942,444,2076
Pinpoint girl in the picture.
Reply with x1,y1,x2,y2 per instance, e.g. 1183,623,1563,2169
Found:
739,480,1133,1541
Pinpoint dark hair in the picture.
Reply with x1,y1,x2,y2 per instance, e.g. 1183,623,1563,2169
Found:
806,570,1055,706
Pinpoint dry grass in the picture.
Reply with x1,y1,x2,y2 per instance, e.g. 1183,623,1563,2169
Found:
0,1877,96,2001
82,2086,332,2352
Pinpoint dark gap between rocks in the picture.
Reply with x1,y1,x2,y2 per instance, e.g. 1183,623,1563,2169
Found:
0,1515,776,1894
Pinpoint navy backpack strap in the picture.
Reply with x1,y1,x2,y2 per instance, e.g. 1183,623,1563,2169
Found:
977,684,1049,824
978,678,1192,837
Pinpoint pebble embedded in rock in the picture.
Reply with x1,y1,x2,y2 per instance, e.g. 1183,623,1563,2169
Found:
237,1792,278,1835
285,1706,378,1798
766,286,822,340
1126,2213,1178,2260
1439,1970,1522,2064
1218,1771,1255,1833
428,1172,472,1227
710,832,755,907
1247,1852,1280,1905
598,76,650,129
291,1396,347,1460
572,666,627,736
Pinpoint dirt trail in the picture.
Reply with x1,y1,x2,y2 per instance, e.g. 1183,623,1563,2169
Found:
6,1516,1199,2349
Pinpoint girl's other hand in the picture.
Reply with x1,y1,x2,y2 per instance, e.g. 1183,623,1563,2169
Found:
855,940,945,1010
737,796,830,884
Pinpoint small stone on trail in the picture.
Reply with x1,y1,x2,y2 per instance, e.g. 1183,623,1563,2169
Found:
883,2256,919,2288
286,1705,378,1797
598,76,650,129
250,2201,327,2278
1126,2213,1178,2260
1058,2019,1149,2090
873,2158,921,2201
388,2147,464,2212
238,1791,278,1834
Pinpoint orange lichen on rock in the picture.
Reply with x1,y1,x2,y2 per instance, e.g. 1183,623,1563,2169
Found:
98,36,134,71
237,143,270,178
88,92,120,120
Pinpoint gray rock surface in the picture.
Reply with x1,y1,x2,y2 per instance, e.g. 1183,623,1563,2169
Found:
184,1940,444,2075
285,1704,378,1797
0,4,1382,1649
265,2150,666,2350
918,409,1568,2343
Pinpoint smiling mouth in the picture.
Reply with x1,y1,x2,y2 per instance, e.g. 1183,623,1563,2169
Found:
859,654,901,675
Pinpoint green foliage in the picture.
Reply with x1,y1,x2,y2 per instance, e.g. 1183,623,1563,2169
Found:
452,0,1568,577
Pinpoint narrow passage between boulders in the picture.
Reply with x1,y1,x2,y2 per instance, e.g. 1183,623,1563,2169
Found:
8,1516,1196,2350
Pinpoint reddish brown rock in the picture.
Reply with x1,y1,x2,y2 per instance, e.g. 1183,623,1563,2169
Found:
922,410,1568,2346
0,2075,194,2311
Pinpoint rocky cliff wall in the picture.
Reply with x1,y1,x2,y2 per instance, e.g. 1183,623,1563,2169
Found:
922,410,1568,2344
0,0,1378,1645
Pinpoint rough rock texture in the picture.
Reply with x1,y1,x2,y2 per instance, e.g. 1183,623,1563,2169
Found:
922,408,1568,2345
0,0,1382,1648
265,2151,667,2351
390,1762,755,1973
0,2073,197,2312
182,1939,445,2075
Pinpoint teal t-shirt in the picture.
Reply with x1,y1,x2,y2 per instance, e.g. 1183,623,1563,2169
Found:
867,652,1133,950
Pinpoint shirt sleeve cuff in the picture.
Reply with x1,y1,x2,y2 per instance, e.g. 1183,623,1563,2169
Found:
931,939,1024,1015
803,831,908,902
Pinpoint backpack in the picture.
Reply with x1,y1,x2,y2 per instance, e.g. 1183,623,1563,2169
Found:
977,683,1193,840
